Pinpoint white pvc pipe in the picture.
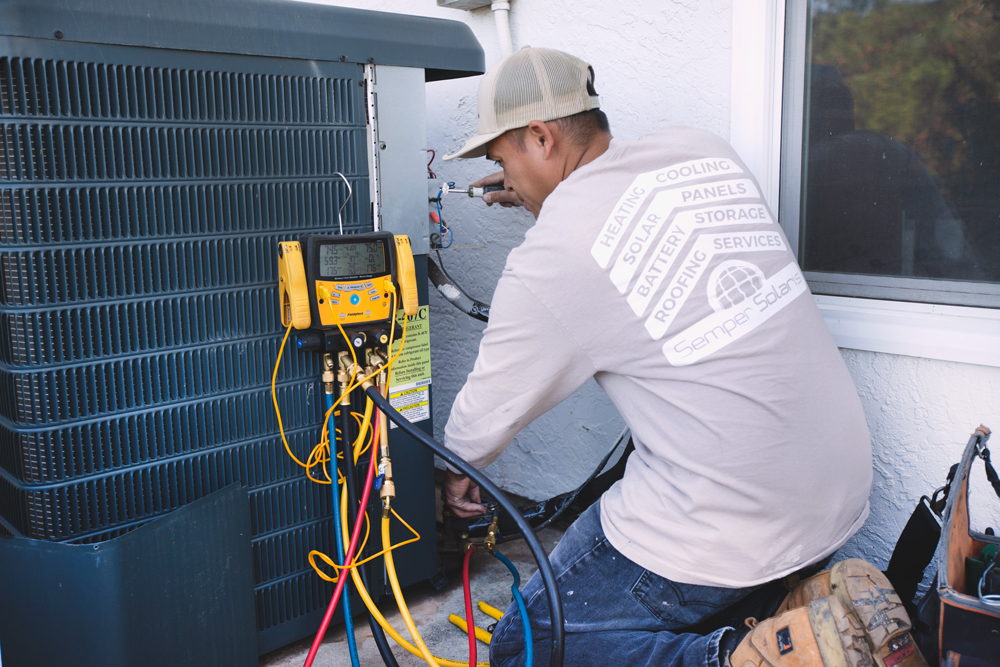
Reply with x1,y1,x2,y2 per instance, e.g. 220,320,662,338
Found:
492,1,514,59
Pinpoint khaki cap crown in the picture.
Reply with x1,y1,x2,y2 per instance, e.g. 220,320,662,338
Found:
444,46,600,160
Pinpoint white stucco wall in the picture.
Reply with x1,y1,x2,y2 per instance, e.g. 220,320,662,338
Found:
833,351,1000,571
302,0,1000,572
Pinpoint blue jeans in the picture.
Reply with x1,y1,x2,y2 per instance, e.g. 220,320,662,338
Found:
490,502,785,667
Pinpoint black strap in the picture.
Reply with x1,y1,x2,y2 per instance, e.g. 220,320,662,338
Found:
929,463,959,516
884,497,942,614
980,447,1000,501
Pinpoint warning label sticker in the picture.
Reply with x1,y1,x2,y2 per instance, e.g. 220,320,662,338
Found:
388,305,432,427
388,382,431,428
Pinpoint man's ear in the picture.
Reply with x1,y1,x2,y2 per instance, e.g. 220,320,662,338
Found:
525,120,556,159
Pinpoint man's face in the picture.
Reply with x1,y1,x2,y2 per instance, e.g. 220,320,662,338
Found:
485,129,558,218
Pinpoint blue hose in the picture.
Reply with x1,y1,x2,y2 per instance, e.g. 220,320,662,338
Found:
326,392,361,667
494,551,533,667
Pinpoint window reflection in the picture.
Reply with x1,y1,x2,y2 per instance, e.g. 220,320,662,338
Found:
800,0,999,283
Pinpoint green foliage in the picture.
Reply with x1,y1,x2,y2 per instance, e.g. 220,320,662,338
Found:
811,0,1000,197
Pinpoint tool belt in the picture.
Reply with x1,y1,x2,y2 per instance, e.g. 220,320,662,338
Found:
886,426,1000,666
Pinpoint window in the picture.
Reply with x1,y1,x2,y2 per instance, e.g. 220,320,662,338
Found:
779,0,1000,309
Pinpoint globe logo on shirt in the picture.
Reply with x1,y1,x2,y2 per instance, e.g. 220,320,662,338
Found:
706,260,765,312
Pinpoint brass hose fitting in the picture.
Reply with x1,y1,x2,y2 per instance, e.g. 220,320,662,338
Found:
483,514,500,553
366,348,387,369
322,353,335,392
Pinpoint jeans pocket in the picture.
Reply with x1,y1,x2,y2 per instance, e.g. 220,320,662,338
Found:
630,569,753,629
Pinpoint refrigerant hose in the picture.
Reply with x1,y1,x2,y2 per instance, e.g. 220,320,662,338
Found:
339,389,401,667
364,386,564,667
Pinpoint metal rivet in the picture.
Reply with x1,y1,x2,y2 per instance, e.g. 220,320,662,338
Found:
379,142,387,150
340,55,346,62
54,30,64,39
368,57,375,64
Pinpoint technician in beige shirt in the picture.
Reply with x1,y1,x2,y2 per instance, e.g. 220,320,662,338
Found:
441,47,873,667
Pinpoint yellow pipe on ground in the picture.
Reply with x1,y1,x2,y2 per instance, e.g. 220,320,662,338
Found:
448,614,492,644
478,601,504,621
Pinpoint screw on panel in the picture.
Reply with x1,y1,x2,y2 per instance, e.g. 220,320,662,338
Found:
379,142,387,150
340,55,347,62
53,31,64,39
368,58,375,64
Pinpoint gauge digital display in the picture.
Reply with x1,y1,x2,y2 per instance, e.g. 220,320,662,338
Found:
319,242,386,279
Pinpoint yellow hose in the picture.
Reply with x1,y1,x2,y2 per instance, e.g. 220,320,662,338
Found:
340,489,489,667
383,516,440,667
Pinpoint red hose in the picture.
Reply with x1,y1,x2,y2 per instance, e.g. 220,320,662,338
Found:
463,545,477,667
302,408,381,667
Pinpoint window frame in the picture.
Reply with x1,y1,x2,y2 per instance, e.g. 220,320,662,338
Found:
730,0,1000,368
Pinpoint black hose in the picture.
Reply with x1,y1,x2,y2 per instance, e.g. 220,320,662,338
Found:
365,385,564,667
339,386,400,667
450,430,634,541
427,255,489,322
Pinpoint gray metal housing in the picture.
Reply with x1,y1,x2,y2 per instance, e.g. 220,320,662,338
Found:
0,0,485,82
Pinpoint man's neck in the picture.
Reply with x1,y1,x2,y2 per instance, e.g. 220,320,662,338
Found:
562,132,613,180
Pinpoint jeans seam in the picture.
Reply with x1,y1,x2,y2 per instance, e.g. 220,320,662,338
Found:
522,535,610,613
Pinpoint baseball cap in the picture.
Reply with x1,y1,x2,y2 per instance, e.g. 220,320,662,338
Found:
443,46,600,161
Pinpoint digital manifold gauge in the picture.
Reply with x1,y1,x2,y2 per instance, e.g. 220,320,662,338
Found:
277,232,418,352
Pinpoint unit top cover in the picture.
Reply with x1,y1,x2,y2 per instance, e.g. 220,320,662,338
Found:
0,0,484,81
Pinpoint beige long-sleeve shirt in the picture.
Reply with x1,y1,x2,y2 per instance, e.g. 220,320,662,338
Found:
444,126,872,587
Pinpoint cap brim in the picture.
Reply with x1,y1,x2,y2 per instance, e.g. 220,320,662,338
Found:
442,129,507,161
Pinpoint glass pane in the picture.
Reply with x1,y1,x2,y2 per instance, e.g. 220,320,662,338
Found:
800,0,1000,284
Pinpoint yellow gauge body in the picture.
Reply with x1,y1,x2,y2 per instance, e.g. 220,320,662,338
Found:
314,277,393,327
278,232,418,331
278,241,312,329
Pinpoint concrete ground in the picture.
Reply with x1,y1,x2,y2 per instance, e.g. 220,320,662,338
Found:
260,526,563,667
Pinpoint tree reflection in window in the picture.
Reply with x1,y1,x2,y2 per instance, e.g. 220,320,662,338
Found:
802,0,1000,283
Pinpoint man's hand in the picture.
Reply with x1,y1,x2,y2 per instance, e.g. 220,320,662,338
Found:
472,172,524,208
443,470,487,517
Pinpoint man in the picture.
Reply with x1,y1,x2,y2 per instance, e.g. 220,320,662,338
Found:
439,47,886,667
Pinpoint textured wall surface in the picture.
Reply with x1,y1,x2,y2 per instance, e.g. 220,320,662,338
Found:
299,0,1000,572
833,351,1000,572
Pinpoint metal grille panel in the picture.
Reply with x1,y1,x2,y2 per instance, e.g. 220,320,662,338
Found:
0,47,372,647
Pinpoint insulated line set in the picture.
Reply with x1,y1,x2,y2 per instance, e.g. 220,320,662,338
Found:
273,231,565,667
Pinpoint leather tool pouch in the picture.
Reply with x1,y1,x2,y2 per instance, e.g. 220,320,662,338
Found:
911,426,1000,666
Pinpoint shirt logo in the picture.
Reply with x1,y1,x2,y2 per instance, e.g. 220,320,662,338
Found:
589,158,808,366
